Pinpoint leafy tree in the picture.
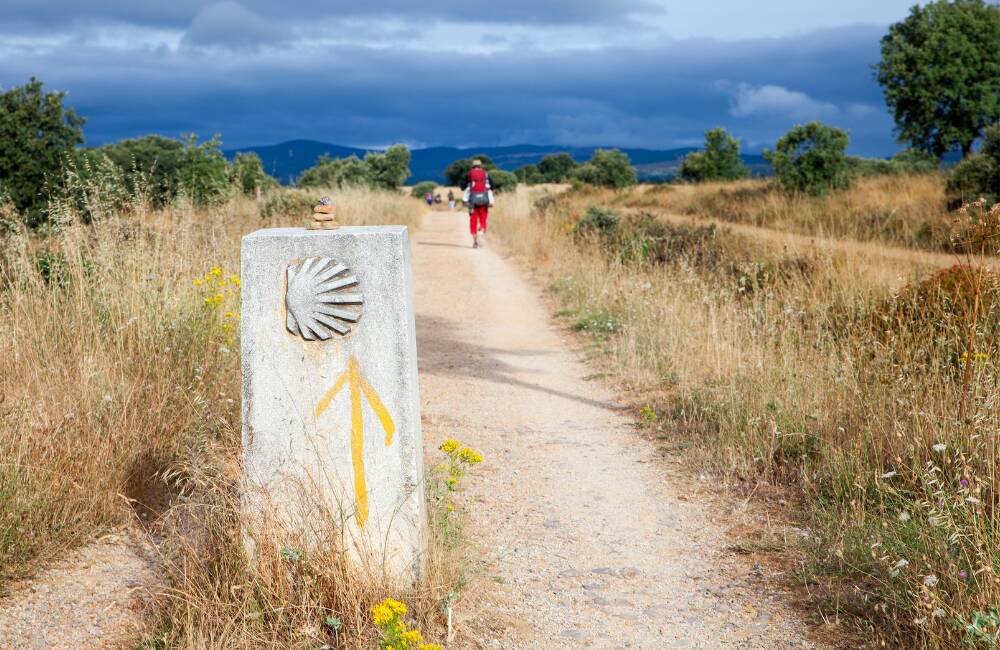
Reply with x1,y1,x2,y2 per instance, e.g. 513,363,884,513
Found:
176,134,230,206
571,149,636,188
298,154,369,189
365,144,411,190
876,0,1000,158
410,181,437,198
890,148,939,173
514,164,542,184
91,135,185,204
764,122,852,195
537,153,578,183
679,128,749,182
489,169,518,193
230,152,278,196
947,121,1000,205
443,154,496,186
0,77,85,224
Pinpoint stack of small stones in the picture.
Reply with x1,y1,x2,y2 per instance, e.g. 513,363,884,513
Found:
306,196,338,230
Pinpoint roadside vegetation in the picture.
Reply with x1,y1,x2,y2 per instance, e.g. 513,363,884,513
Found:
0,169,484,646
493,179,999,647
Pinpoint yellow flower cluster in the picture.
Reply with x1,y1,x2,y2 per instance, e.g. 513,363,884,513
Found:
959,351,991,366
370,598,440,650
371,598,407,627
439,439,459,453
194,266,241,308
458,447,483,465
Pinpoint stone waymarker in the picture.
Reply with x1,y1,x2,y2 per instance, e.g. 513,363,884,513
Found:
240,226,426,581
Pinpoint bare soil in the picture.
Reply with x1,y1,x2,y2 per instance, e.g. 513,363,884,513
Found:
412,211,823,648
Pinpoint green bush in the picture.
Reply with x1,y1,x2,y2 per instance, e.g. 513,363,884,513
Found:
514,164,542,184
260,190,317,220
764,122,852,195
299,155,368,189
571,149,636,189
298,144,411,191
229,152,278,196
410,181,437,198
573,205,620,235
537,153,578,182
947,121,1000,206
679,128,749,182
364,144,411,190
489,169,518,193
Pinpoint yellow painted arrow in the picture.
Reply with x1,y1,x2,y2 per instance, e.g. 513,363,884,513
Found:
314,356,395,527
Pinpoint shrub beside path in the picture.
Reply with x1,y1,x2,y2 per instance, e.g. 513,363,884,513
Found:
412,211,822,648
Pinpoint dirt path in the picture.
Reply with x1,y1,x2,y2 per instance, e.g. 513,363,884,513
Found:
0,532,160,649
412,212,820,649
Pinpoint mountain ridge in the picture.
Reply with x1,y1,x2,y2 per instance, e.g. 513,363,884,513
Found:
224,139,772,184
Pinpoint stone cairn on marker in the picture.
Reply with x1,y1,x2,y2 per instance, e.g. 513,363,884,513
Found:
307,196,339,230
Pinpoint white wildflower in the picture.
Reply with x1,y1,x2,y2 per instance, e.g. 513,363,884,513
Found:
923,574,938,587
965,496,981,505
894,559,909,570
932,608,945,618
932,443,946,452
102,394,113,402
897,511,910,522
881,470,897,479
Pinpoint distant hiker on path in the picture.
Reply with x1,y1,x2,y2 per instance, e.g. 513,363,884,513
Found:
424,191,434,207
447,190,455,210
461,159,494,249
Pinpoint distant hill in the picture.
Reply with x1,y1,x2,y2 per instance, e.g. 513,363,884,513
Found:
224,139,773,184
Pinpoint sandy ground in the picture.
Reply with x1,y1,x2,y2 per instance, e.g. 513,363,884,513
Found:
413,211,820,649
0,532,160,649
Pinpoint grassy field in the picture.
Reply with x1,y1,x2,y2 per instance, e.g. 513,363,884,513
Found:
0,185,471,647
618,174,955,251
492,180,1000,648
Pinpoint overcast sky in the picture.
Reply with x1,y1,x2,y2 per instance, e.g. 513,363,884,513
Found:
0,1,921,155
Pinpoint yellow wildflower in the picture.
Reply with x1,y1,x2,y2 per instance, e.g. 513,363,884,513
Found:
419,644,443,650
224,311,234,319
458,447,483,465
210,266,222,277
439,439,459,454
193,278,203,286
401,629,424,644
371,597,407,627
446,503,454,512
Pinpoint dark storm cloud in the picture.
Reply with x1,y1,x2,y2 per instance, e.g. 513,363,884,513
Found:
0,17,897,156
0,0,660,30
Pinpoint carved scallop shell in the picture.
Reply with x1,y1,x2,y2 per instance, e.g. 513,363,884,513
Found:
285,257,363,340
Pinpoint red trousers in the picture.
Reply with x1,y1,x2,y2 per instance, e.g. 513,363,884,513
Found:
469,206,488,234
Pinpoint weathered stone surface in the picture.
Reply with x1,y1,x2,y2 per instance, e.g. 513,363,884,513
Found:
241,226,426,581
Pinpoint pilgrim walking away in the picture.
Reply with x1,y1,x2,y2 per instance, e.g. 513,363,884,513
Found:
461,159,494,249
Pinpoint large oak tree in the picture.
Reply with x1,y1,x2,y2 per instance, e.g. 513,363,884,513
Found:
876,0,1000,159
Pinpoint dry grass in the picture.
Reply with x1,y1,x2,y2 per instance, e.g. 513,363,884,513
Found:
493,186,1000,648
617,174,952,250
0,183,474,647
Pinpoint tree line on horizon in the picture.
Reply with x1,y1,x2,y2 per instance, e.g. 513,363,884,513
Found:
0,0,997,225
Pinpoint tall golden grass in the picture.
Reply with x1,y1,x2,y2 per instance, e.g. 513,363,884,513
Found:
493,186,1000,647
619,174,952,250
0,184,470,646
